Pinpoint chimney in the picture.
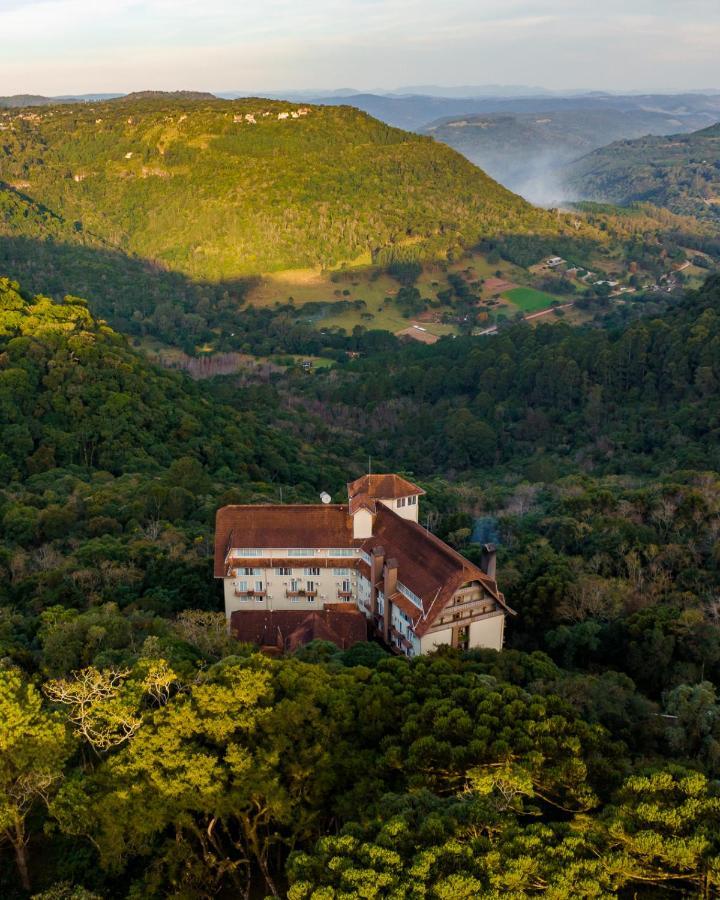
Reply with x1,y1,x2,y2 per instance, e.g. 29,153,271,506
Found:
383,558,398,643
480,544,497,580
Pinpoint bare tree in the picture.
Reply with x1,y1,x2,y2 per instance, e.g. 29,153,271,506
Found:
44,667,142,752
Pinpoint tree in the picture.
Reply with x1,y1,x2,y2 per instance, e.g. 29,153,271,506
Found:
44,666,148,753
0,669,75,892
663,682,720,773
601,768,720,895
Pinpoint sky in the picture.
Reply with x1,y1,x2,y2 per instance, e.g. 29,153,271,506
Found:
1,0,720,96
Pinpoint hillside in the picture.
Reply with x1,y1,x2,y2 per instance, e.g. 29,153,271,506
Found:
0,96,565,284
421,108,700,203
0,275,349,486
0,95,605,351
300,273,720,477
567,121,720,221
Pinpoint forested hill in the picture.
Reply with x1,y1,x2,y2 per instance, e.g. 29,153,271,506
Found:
567,121,720,221
0,270,353,631
0,275,348,487
306,273,720,477
0,96,583,284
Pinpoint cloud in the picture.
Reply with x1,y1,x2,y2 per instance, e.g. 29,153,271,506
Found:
0,0,719,94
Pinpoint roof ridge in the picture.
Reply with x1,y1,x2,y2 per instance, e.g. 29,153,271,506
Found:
375,504,501,599
218,503,348,510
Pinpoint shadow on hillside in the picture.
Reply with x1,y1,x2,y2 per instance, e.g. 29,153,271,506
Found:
0,234,255,351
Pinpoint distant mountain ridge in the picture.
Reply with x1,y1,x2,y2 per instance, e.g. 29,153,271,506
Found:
114,90,217,102
566,119,720,221
302,91,720,132
420,108,706,204
0,93,122,107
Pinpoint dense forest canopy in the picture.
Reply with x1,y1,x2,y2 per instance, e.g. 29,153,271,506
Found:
5,268,720,897
4,96,720,896
299,274,720,476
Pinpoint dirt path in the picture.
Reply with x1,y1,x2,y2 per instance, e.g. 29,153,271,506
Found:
477,302,573,336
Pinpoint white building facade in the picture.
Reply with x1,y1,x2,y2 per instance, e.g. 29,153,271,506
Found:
215,474,513,656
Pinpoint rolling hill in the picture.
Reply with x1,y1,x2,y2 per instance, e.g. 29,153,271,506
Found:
0,94,603,350
0,274,346,486
567,122,720,221
421,108,704,203
0,95,568,282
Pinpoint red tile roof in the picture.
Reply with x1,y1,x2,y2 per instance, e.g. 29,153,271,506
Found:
214,504,357,577
349,494,378,515
215,489,512,637
369,505,509,637
347,474,425,501
230,607,368,651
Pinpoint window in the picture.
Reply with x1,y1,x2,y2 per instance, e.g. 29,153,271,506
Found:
304,567,320,576
289,548,316,557
255,580,263,593
275,567,291,576
409,496,417,506
238,580,248,592
330,548,355,557
333,568,351,576
244,567,261,576
306,580,316,593
341,579,351,593
236,548,262,556
397,497,406,508
290,579,300,592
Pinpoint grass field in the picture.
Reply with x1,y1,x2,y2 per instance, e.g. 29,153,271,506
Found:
501,286,560,312
245,251,527,338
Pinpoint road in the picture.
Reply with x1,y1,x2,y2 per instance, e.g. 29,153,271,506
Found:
476,302,573,336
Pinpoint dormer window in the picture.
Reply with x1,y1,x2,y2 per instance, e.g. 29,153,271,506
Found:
397,497,406,507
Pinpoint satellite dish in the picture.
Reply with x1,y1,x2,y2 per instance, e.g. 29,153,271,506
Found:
320,492,332,504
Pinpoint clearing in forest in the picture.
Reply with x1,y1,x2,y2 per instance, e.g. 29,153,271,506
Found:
502,286,559,312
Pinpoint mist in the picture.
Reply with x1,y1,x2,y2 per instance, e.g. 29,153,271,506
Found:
456,146,582,208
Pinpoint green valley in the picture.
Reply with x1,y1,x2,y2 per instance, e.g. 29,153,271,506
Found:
8,1,720,895
422,107,704,202
3,97,719,357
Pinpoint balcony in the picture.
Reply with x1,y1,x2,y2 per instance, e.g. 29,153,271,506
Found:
337,591,353,599
235,589,266,598
286,590,317,599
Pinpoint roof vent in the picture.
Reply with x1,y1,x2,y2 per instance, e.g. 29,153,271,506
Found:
320,492,332,505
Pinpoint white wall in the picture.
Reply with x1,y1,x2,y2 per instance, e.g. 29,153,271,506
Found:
378,496,419,522
224,566,357,619
420,627,453,654
469,614,504,651
352,508,374,538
